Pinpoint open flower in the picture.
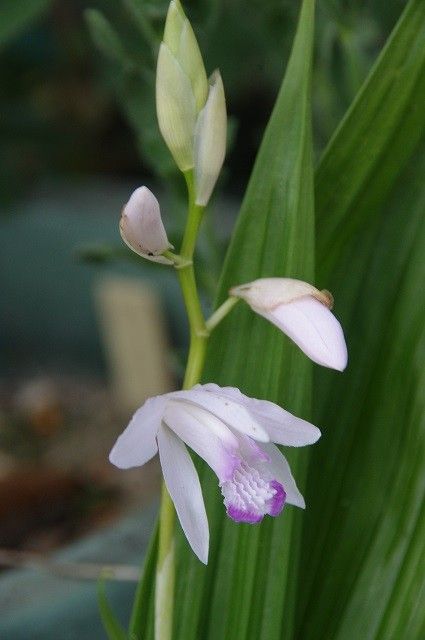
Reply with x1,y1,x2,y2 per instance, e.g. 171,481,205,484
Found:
230,278,348,371
109,383,320,564
119,187,173,264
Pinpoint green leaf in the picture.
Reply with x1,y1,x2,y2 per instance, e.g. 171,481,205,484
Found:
0,0,51,48
97,577,127,640
85,10,131,67
128,521,158,639
316,0,425,280
300,139,425,640
173,1,316,639
295,0,425,637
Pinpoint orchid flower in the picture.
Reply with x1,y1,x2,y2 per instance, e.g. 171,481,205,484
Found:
119,186,173,264
110,383,320,564
230,278,348,371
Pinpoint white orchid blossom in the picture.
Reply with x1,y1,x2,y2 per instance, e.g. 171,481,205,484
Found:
230,278,348,371
110,383,320,564
119,187,173,264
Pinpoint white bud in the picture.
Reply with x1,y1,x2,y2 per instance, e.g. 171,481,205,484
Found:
194,71,227,206
119,187,173,264
230,278,347,371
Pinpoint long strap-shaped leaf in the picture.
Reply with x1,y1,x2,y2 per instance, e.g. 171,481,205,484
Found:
316,0,425,280
296,0,425,638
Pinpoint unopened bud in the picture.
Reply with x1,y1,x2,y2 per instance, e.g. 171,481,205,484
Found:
119,187,173,264
156,1,208,171
164,1,208,111
230,278,347,371
194,71,227,206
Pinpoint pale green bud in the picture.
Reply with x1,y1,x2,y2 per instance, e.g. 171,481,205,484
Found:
194,71,227,206
156,1,209,171
156,43,197,171
163,1,208,110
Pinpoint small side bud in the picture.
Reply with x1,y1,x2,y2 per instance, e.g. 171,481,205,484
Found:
119,187,173,264
194,71,227,206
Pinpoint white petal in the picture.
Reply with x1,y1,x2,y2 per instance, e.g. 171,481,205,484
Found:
163,402,240,482
262,297,348,371
197,384,319,446
157,425,209,564
173,387,269,442
120,187,172,262
156,43,196,171
109,395,166,469
261,443,305,509
194,70,227,206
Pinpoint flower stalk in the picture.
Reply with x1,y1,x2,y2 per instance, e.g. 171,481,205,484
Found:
155,170,208,640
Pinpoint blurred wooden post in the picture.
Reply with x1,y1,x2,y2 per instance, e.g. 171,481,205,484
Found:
94,277,174,413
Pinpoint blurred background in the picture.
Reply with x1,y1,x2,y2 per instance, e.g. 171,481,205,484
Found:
0,0,407,636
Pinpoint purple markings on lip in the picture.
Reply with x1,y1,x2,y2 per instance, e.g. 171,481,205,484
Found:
267,480,286,516
227,505,263,524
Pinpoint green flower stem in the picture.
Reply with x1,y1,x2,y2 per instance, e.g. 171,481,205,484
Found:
206,297,240,332
162,250,192,269
181,170,204,259
155,171,208,640
155,485,176,640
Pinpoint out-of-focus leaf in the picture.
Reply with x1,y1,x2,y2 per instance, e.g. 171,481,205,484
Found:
85,6,176,178
128,523,158,639
0,0,51,47
97,578,127,640
85,10,132,68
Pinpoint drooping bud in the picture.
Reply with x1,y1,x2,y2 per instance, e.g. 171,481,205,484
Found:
230,278,347,371
156,1,208,171
119,187,173,264
194,70,227,206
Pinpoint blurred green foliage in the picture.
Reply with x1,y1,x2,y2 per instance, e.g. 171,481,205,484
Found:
0,0,408,207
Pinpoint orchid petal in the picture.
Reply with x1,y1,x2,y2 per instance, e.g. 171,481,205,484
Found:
109,395,166,469
261,443,305,508
157,424,209,564
173,388,269,442
163,401,240,482
261,297,348,371
198,383,320,446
